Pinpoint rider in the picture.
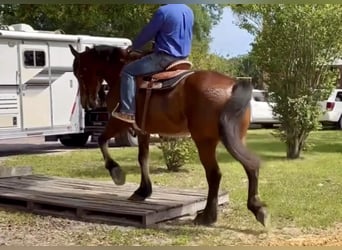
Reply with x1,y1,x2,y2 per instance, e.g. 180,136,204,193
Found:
112,4,194,123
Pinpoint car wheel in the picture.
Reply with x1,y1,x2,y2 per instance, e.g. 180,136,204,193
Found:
262,123,274,129
59,133,90,147
115,129,138,147
338,116,342,130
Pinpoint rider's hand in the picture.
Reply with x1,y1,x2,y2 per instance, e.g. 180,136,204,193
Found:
126,45,133,54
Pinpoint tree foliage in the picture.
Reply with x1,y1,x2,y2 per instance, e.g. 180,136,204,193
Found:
227,54,263,88
0,4,223,43
0,4,158,38
231,4,342,159
0,4,228,69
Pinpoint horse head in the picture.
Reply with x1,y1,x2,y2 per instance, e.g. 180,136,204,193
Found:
69,45,127,110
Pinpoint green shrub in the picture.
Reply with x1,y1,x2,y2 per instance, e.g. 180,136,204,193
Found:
158,136,197,172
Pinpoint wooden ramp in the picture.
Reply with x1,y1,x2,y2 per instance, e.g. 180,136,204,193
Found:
0,175,228,227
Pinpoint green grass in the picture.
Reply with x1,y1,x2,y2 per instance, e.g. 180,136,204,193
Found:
1,129,342,245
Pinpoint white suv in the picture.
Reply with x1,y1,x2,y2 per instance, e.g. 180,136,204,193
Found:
319,88,342,129
250,89,279,128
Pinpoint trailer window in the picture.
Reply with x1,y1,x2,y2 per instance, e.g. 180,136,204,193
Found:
23,50,46,67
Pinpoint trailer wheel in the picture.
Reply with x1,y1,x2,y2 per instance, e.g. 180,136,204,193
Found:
115,129,138,147
59,133,90,147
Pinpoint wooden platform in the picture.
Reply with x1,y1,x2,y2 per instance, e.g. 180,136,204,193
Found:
0,175,228,227
0,166,32,178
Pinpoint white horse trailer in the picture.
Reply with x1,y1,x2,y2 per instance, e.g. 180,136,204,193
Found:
0,23,138,147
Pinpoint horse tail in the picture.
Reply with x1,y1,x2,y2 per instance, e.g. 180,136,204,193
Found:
218,78,260,169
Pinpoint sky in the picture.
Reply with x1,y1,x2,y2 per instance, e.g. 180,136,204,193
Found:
209,7,255,58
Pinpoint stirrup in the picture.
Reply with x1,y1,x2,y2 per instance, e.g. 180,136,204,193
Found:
112,111,135,124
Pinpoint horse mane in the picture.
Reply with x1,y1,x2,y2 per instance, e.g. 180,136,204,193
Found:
92,45,124,63
91,45,153,64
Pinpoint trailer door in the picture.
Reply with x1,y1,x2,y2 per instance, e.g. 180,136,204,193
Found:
0,39,21,133
18,42,52,130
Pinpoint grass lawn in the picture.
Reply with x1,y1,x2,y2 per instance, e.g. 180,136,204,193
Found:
1,129,341,245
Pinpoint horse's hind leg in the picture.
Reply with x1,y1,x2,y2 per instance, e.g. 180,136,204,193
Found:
219,110,269,227
243,161,268,226
193,138,221,225
128,133,151,201
240,112,269,226
98,117,129,185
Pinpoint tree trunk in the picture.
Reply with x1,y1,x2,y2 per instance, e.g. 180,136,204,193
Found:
286,138,301,159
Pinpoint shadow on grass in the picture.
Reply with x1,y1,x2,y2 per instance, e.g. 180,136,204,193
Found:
310,143,342,153
154,218,265,237
216,149,288,164
0,144,72,157
0,141,115,158
151,167,190,174
211,224,265,236
308,134,342,153
215,140,288,164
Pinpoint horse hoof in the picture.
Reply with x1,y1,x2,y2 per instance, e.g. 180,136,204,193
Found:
194,211,216,226
256,207,270,228
128,193,146,201
110,167,126,186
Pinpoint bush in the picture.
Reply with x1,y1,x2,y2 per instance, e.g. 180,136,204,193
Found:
158,136,197,172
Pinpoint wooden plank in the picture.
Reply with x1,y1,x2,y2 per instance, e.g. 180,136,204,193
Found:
0,187,171,213
24,175,210,197
0,189,156,215
0,175,229,227
77,208,144,228
0,166,32,178
143,194,229,226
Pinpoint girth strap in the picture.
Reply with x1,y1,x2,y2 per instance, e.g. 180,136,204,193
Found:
141,88,152,133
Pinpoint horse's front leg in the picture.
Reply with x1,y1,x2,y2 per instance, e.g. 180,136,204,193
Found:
98,117,130,185
128,133,151,201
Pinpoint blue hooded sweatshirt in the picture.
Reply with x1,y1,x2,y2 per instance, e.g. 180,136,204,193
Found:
132,4,194,58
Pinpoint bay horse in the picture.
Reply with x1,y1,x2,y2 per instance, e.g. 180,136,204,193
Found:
69,45,269,227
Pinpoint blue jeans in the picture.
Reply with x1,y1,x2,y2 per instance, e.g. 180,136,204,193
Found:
119,52,181,115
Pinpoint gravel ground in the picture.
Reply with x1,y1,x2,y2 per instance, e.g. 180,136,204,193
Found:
0,212,341,246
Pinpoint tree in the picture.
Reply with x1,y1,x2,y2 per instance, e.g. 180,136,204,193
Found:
0,4,159,38
1,4,224,66
231,5,342,159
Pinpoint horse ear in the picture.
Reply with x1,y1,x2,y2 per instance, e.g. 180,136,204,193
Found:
69,45,79,58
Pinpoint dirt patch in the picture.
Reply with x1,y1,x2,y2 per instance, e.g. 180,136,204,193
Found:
260,224,342,246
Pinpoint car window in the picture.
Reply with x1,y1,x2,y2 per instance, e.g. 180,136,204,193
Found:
252,91,267,102
335,91,342,102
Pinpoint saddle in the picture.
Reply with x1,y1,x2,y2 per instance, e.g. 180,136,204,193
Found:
137,60,194,90
135,59,194,133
